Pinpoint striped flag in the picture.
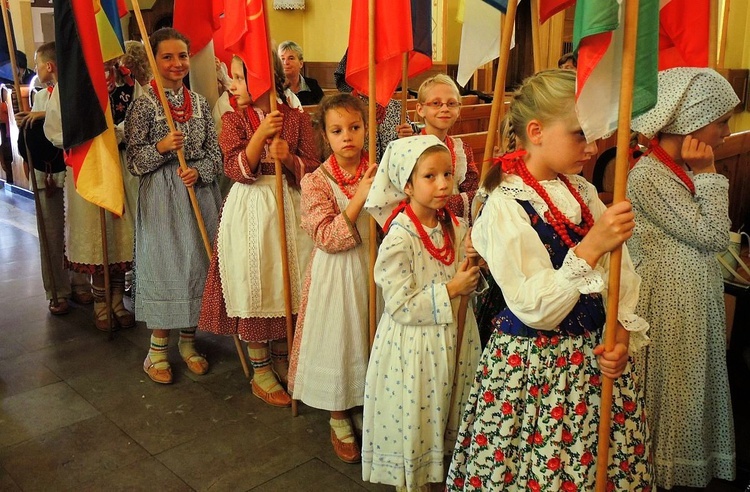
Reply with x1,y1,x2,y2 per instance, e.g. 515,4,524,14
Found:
94,0,127,62
456,0,513,87
573,0,659,142
346,0,432,107
658,0,709,69
54,0,124,215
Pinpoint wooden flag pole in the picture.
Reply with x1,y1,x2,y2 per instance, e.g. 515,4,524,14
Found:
22,130,60,311
594,0,639,489
3,6,61,311
368,0,378,348
709,0,719,69
530,0,543,73
262,0,298,417
717,0,730,69
401,53,409,125
130,0,251,380
481,2,517,179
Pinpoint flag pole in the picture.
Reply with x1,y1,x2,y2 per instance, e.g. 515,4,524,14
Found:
2,5,61,310
451,0,518,427
717,0,730,69
99,208,115,338
530,0,543,72
130,0,251,381
262,0,298,417
708,0,719,69
368,0,378,349
400,53,409,124
594,0,639,489
22,129,60,311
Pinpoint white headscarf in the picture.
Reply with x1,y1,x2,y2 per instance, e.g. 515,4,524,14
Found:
364,135,447,228
631,67,739,138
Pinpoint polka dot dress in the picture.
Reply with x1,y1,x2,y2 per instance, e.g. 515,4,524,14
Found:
626,155,736,488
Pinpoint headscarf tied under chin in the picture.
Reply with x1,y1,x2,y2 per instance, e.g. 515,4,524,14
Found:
631,67,739,139
364,135,447,228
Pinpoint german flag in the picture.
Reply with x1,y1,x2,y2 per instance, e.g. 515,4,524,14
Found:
53,0,124,215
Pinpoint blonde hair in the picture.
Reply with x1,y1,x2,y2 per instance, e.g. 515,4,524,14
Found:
483,69,576,193
121,40,152,85
416,74,461,104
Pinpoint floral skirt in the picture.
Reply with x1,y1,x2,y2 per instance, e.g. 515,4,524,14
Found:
447,330,653,491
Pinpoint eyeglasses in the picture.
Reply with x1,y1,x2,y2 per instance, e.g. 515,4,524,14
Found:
422,100,460,109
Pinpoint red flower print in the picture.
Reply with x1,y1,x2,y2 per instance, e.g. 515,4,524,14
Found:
556,356,567,367
483,391,495,403
562,429,573,444
547,457,561,471
494,449,505,462
502,401,513,415
606,481,615,492
620,460,630,472
589,374,601,386
635,443,645,456
534,432,543,445
575,402,587,415
528,479,541,492
529,386,539,398
475,434,488,446
542,383,550,395
534,337,544,348
551,335,560,345
454,477,465,488
614,413,625,425
504,471,514,484
508,353,522,367
495,348,503,358
569,351,584,365
550,406,564,420
644,486,651,492
623,400,637,413
483,365,489,376
562,481,578,492
580,451,593,466
461,436,471,447
469,476,482,488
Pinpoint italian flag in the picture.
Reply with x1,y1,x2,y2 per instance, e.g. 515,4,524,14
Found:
573,0,659,142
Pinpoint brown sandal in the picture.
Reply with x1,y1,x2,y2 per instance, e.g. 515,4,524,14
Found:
143,357,173,384
48,299,69,315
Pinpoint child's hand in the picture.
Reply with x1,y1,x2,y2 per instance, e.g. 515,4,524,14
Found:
258,110,283,140
576,201,635,266
593,342,629,379
396,122,415,138
681,135,715,174
353,163,378,202
464,227,480,260
268,137,292,168
157,130,185,154
15,111,45,129
177,166,198,187
447,258,480,298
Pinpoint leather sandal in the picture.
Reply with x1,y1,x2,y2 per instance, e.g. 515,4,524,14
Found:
48,298,69,315
251,379,291,407
71,290,94,305
143,357,173,384
182,353,209,375
94,302,112,331
330,427,361,464
112,303,136,329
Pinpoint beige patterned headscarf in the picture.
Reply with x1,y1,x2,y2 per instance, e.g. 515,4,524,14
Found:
631,67,739,138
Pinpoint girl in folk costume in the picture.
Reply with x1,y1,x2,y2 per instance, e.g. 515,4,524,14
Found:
361,136,482,492
628,68,738,490
411,74,479,222
198,55,318,407
43,62,136,331
125,28,223,384
287,94,377,464
447,70,652,491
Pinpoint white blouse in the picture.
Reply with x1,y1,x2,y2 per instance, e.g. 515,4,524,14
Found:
472,173,648,351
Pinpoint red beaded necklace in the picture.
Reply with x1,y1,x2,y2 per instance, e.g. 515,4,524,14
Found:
648,138,696,195
329,153,368,199
504,153,595,249
404,204,456,266
421,129,457,174
150,80,193,123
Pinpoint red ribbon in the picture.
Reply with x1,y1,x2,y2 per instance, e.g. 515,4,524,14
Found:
493,149,528,173
118,64,134,87
383,200,408,233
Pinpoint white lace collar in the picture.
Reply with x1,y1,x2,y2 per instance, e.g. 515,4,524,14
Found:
498,174,592,224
